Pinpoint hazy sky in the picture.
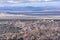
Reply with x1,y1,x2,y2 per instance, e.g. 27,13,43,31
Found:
0,0,60,7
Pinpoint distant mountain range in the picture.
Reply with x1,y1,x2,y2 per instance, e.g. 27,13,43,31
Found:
0,6,46,11
0,6,60,11
0,6,60,16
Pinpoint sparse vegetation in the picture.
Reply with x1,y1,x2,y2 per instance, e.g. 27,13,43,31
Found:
0,19,60,40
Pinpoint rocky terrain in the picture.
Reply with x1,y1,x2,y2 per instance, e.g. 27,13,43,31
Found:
0,19,60,40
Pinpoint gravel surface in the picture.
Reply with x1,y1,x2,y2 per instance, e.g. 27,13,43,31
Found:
0,19,60,40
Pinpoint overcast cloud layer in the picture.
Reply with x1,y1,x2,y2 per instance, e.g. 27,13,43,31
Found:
0,0,60,7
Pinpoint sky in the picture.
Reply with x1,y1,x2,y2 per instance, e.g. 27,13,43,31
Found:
0,0,60,7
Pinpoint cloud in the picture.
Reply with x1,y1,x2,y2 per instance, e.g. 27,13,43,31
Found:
7,0,20,3
0,0,60,7
0,0,60,4
44,0,52,1
0,0,56,3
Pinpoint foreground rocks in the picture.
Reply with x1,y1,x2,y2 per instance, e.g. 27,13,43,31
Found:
0,19,60,40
